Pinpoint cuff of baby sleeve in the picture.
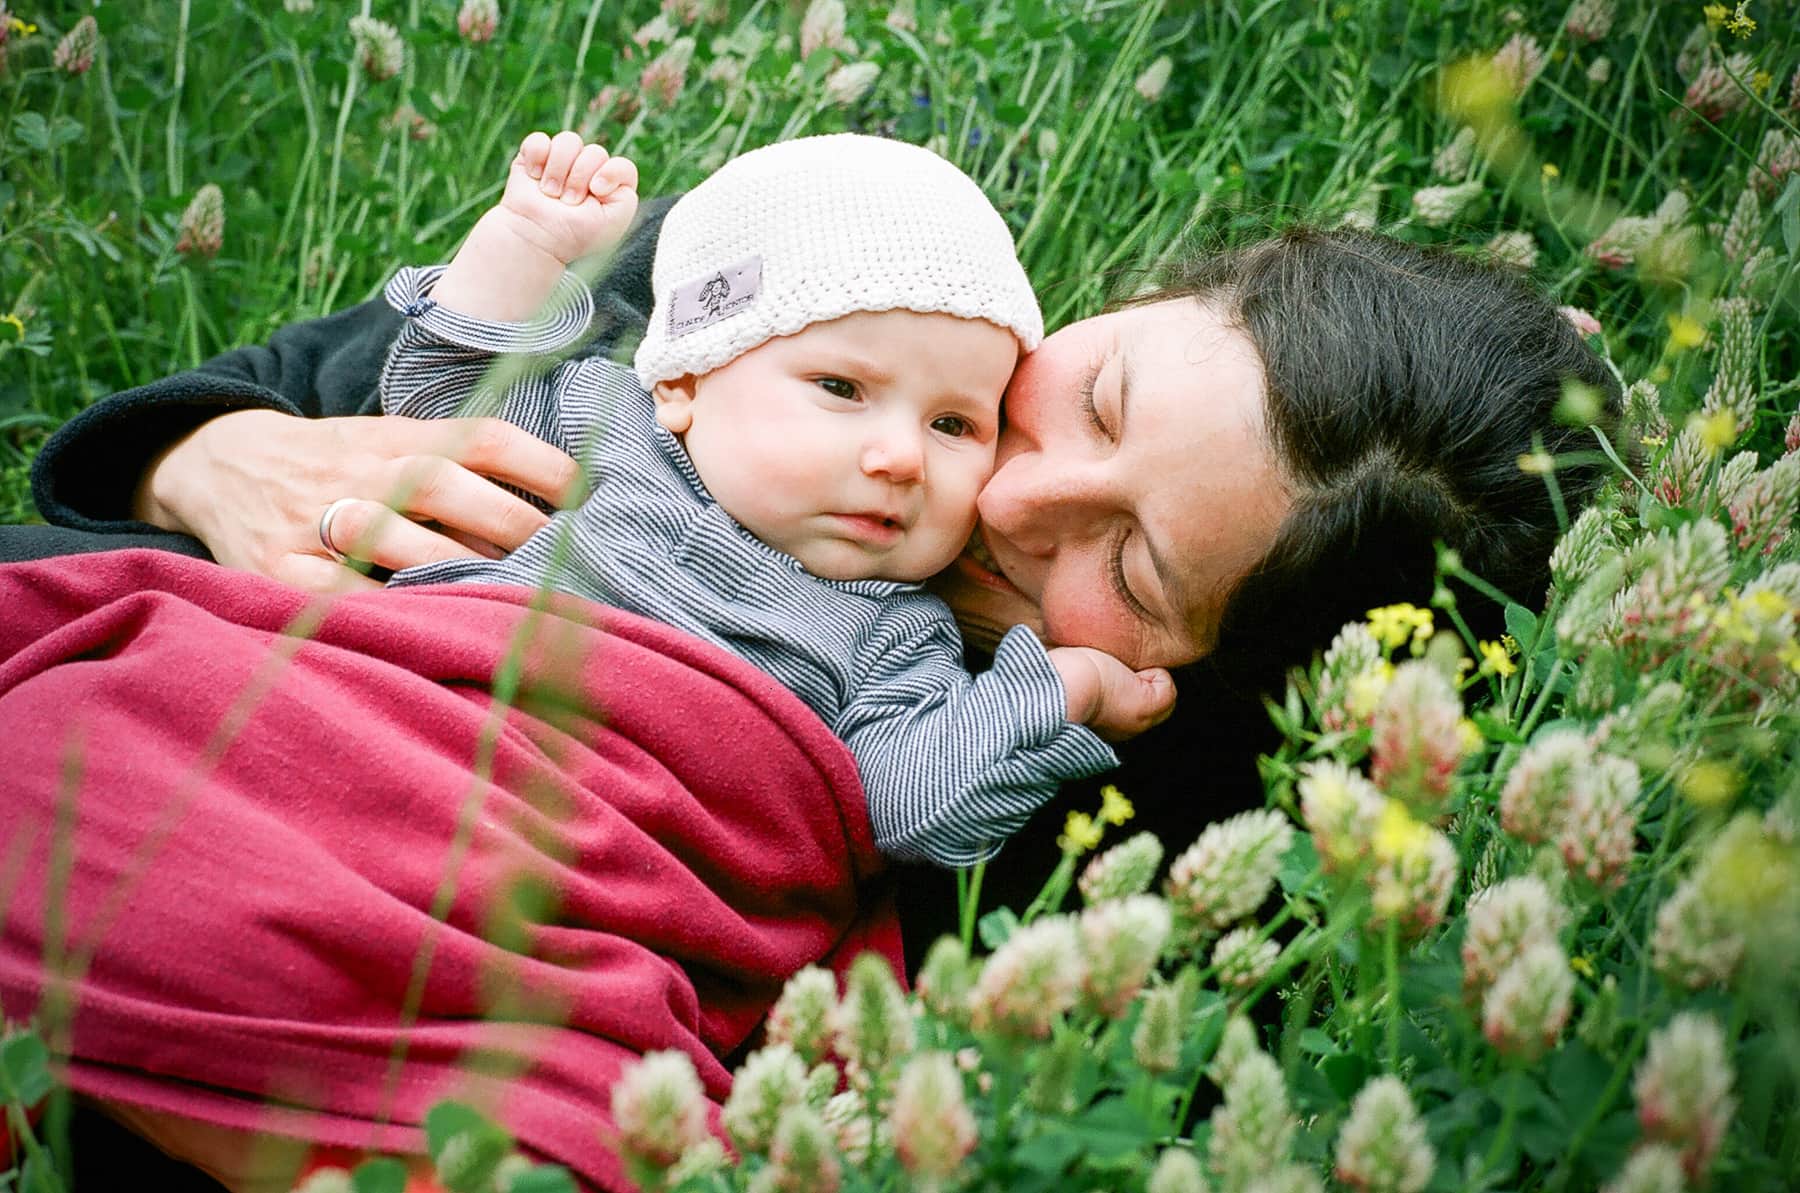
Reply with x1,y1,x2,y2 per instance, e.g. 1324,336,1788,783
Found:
382,265,596,355
990,624,1121,772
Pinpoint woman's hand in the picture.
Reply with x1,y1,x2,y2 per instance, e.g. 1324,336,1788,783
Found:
135,408,582,592
1049,645,1177,742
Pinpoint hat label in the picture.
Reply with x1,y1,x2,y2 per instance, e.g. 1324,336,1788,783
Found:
668,256,762,338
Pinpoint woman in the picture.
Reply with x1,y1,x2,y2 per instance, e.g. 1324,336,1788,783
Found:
3,211,1616,1190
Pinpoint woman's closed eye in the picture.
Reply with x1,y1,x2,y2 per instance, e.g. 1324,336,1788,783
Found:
1108,524,1151,621
1079,353,1113,438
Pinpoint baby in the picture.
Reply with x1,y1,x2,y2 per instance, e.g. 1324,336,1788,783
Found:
378,131,1149,867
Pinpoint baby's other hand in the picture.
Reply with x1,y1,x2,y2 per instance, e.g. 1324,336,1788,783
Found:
1049,645,1176,743
499,130,640,265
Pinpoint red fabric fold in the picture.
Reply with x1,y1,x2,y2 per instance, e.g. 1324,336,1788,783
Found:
0,550,900,1190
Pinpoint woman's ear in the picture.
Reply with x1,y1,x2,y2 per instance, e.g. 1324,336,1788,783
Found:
653,377,697,434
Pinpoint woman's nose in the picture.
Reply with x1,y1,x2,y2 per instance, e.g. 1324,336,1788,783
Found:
978,453,1108,557
861,421,925,483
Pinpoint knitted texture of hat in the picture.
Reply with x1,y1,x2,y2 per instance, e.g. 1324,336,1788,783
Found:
633,133,1042,387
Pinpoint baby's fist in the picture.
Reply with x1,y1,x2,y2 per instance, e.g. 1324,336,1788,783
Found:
501,130,640,264
1049,645,1176,742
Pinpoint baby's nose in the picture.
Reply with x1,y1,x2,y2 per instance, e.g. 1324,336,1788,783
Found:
862,423,925,482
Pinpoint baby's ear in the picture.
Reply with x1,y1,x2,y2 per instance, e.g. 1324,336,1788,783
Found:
652,376,697,434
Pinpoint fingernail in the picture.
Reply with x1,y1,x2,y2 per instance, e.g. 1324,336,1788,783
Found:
544,182,561,196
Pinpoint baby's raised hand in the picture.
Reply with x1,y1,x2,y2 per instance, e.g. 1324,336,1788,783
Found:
498,130,639,265
1049,645,1176,743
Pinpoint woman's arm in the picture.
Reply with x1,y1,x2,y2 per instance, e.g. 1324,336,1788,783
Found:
30,196,674,587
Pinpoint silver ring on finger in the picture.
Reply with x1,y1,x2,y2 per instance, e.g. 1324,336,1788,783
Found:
318,497,361,564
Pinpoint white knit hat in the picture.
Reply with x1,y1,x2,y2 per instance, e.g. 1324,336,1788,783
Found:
633,133,1042,387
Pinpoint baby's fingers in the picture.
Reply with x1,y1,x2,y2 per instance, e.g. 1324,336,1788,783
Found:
538,130,585,198
561,142,611,206
515,130,552,179
591,154,639,198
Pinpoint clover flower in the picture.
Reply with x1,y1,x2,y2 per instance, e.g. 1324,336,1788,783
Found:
1298,758,1386,874
1410,181,1483,228
1245,1167,1326,1193
1481,940,1574,1060
1079,830,1164,903
890,1053,977,1187
1598,1143,1687,1193
1675,23,1710,81
819,1092,874,1166
348,16,404,82
1490,32,1543,96
832,953,913,1078
1646,424,1715,507
1208,1051,1296,1190
1317,621,1389,732
1079,895,1172,1017
1633,1012,1736,1181
968,915,1084,1038
660,0,703,23
1682,51,1754,123
1367,813,1457,936
1209,1014,1262,1088
1131,982,1184,1074
1558,305,1600,336
1586,55,1613,85
1485,230,1539,270
1651,874,1744,989
765,965,838,1065
913,936,976,1023
1556,752,1641,889
1550,506,1625,598
1165,809,1295,942
1565,0,1615,43
1461,874,1567,999
1498,729,1586,844
284,0,316,12
1211,926,1279,991
1370,660,1467,819
1431,127,1476,180
1333,1076,1435,1193
175,184,225,258
760,1104,841,1193
722,1043,808,1154
1701,296,1758,437
584,85,642,133
641,37,695,108
823,61,880,107
1147,1148,1209,1193
1722,186,1762,263
1585,192,1687,268
1615,520,1734,664
799,0,850,59
456,0,498,42
610,1050,712,1176
1751,128,1800,203
1134,55,1174,103
52,15,97,74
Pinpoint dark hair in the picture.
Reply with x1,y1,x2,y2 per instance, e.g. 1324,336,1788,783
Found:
1153,227,1619,695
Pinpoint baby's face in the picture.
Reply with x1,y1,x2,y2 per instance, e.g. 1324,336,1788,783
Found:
654,309,1018,582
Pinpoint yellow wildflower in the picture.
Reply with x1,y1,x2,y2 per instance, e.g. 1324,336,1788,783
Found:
1570,954,1596,979
1752,70,1772,94
1372,798,1431,864
1058,811,1104,855
1367,603,1434,654
0,313,23,342
1477,639,1518,677
7,17,37,36
1346,662,1395,723
1640,434,1668,448
1541,162,1560,179
1723,2,1755,38
1098,784,1135,827
1699,815,1794,920
1666,313,1707,351
1780,641,1800,674
1687,409,1738,452
1702,3,1728,30
1457,718,1484,755
1678,758,1742,809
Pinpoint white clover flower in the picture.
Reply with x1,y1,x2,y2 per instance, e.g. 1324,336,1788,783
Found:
1298,758,1386,874
1752,128,1800,200
52,15,98,73
1367,820,1457,937
823,61,880,106
1147,1148,1209,1193
766,965,838,1065
1370,660,1468,818
1135,54,1174,103
1499,729,1590,844
1211,927,1280,991
1481,940,1574,1060
968,915,1084,1038
1565,0,1615,43
832,952,914,1074
1490,32,1544,95
890,1052,977,1183
799,0,849,58
1410,180,1483,228
1316,621,1388,733
1598,1143,1686,1193
1080,895,1172,1017
456,0,498,42
1633,1012,1736,1181
1485,229,1539,270
1080,830,1165,903
1208,1052,1296,1190
722,1043,808,1155
764,1104,842,1193
1209,1013,1262,1089
1461,874,1567,998
1556,752,1641,889
1651,875,1744,989
610,1050,712,1173
1131,982,1184,1074
348,15,404,81
913,936,975,1022
1333,1075,1435,1193
1431,127,1477,181
175,184,225,258
1165,809,1295,941
640,37,695,107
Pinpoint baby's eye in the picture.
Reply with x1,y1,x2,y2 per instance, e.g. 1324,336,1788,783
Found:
817,377,858,400
931,414,973,438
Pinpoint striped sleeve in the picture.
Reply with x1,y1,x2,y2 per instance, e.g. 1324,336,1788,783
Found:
378,265,598,452
835,616,1119,868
